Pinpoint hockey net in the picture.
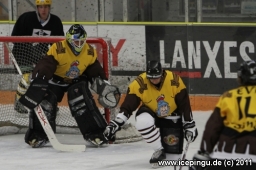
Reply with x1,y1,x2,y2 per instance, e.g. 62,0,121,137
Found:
0,36,142,143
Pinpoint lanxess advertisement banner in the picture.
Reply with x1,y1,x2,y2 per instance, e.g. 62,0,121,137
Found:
146,26,256,94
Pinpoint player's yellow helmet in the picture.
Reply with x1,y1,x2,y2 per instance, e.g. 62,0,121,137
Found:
35,0,52,6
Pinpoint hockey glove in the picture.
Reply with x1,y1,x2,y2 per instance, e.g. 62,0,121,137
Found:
190,150,211,170
91,77,121,108
19,78,48,110
14,74,31,113
103,113,128,142
183,120,198,142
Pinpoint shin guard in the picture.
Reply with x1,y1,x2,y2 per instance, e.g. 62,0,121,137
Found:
156,117,183,154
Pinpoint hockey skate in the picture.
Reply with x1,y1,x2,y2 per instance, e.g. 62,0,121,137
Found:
150,148,166,168
25,130,49,148
29,138,49,148
84,132,108,147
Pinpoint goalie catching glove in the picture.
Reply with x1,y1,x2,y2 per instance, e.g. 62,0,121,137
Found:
91,77,120,108
14,73,31,113
103,113,128,142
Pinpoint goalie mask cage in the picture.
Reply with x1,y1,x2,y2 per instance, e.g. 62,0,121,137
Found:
0,36,142,144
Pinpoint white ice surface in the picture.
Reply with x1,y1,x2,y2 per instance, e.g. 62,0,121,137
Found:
0,111,211,170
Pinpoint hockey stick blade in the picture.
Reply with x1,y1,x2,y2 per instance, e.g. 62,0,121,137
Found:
34,105,86,152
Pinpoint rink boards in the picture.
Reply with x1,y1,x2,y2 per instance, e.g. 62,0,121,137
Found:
0,91,218,111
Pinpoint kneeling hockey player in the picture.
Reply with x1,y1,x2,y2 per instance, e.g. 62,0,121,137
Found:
103,60,198,166
19,24,120,148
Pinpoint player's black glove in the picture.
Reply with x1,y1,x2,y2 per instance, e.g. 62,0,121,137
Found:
190,150,211,170
183,120,198,142
103,113,127,142
19,78,48,110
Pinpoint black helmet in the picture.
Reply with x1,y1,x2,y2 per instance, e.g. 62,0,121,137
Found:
146,60,162,79
237,60,256,85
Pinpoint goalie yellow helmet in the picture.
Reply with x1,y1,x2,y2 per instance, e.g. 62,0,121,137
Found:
35,0,52,6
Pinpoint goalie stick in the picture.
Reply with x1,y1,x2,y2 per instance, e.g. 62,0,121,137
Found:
35,105,86,152
4,42,30,86
5,43,33,114
5,42,86,152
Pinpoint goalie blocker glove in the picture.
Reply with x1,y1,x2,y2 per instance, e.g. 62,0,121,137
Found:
183,120,198,142
19,78,49,110
103,113,128,142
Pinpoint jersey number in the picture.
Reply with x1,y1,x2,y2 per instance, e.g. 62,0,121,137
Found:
237,96,256,120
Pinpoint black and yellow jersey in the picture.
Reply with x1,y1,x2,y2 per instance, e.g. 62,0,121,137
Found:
120,70,193,121
217,86,256,132
47,40,97,80
32,40,107,82
200,85,256,159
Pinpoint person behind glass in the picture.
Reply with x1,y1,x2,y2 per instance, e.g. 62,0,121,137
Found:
103,60,198,166
191,60,256,170
12,0,64,114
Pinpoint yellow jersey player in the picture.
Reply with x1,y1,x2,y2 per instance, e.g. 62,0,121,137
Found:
103,60,198,166
191,60,256,170
18,24,119,148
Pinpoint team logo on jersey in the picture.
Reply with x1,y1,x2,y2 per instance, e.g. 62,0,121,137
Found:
163,134,179,146
156,94,170,117
32,29,51,36
66,61,80,79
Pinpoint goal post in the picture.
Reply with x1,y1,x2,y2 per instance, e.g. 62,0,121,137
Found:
0,36,142,143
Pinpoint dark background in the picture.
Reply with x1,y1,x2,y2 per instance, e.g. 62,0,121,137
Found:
145,25,256,94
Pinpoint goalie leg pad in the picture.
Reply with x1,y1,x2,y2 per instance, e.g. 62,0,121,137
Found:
68,81,107,143
24,90,57,147
156,117,183,154
40,90,58,132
